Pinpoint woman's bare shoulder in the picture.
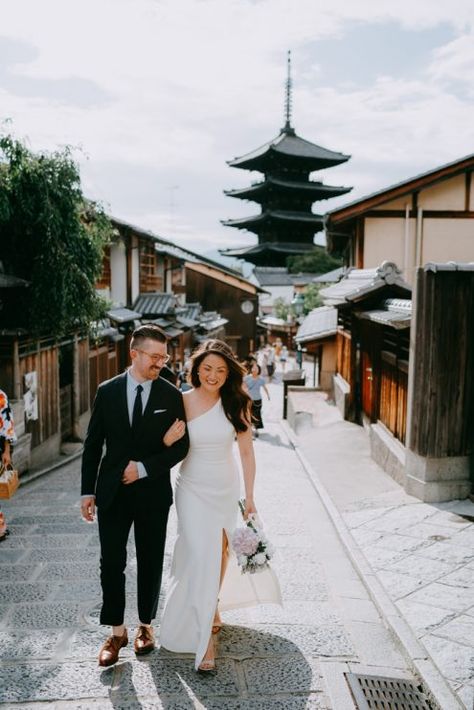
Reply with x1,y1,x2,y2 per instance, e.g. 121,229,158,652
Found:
182,388,195,412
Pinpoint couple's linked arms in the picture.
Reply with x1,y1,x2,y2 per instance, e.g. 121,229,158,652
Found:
81,387,189,520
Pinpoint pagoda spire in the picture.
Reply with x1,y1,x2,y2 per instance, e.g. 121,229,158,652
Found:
283,50,294,135
222,52,352,266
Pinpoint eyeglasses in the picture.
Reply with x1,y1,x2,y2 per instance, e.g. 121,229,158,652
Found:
134,348,170,364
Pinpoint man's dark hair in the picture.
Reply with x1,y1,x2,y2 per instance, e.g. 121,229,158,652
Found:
130,324,167,350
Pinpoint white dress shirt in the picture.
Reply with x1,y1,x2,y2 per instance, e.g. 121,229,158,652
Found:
127,370,152,479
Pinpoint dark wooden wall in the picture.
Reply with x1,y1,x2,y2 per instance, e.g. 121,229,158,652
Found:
185,269,257,358
19,342,59,448
409,268,474,457
89,340,120,406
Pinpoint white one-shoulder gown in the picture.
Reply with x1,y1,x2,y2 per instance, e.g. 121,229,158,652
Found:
160,398,281,669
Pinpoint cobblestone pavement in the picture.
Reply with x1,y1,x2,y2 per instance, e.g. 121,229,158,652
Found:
0,369,416,709
295,389,474,710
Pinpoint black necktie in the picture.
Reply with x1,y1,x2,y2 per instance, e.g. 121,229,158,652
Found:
131,384,143,435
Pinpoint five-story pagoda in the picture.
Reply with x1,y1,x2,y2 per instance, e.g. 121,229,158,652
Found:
221,52,352,266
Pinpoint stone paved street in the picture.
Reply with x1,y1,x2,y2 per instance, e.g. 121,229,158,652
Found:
0,368,418,709
294,386,474,710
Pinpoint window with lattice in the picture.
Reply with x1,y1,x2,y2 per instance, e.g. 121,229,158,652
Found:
139,239,160,291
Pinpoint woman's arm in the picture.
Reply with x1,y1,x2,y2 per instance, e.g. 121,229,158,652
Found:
237,425,257,519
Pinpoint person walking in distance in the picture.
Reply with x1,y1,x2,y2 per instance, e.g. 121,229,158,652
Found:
81,325,189,667
244,362,270,438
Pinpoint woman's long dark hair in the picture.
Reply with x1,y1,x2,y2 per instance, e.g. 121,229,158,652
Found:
189,340,251,432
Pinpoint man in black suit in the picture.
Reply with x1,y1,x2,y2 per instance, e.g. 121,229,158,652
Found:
81,325,189,667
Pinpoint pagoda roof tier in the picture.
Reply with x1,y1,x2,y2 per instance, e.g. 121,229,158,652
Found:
220,241,315,266
222,209,324,235
225,176,352,203
228,128,350,172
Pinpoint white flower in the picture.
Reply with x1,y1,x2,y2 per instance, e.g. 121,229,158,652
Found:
238,555,248,566
253,552,267,565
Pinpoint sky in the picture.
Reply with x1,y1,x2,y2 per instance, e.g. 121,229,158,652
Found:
1,0,474,262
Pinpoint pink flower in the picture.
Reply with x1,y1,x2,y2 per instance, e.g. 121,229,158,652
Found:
232,526,259,556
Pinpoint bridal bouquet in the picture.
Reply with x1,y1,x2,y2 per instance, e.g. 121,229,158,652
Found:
231,500,275,575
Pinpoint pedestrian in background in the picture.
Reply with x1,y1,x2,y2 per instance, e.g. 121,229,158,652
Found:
0,389,17,542
279,345,289,372
244,363,270,438
177,363,193,392
266,344,275,381
257,347,269,378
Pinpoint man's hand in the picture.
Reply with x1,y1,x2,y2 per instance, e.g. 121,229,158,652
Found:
122,461,139,485
81,496,96,522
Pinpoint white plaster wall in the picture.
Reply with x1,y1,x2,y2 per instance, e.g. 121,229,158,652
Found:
373,196,409,210
419,174,465,210
131,247,140,304
422,219,474,263
364,218,406,270
110,242,127,306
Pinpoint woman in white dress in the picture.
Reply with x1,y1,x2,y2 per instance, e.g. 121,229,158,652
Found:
160,339,256,674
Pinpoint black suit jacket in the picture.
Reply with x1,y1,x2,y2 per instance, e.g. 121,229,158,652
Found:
81,372,189,510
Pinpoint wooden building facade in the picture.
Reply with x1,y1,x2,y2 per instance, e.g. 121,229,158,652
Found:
184,262,258,359
325,153,474,284
0,332,90,469
321,262,412,452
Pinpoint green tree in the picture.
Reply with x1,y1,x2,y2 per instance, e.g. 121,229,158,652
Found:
0,133,112,336
273,297,293,320
302,283,323,313
287,247,343,274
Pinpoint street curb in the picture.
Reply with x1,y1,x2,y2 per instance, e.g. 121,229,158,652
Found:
19,449,83,488
281,420,464,710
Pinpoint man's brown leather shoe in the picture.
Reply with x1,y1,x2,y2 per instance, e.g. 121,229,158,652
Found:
134,625,155,655
98,630,128,667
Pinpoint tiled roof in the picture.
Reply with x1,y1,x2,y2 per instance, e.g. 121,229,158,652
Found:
199,317,229,331
107,307,143,323
312,267,345,284
177,303,202,321
222,242,315,258
295,307,338,343
254,268,294,286
162,325,184,338
150,318,171,328
321,262,410,306
225,177,351,200
228,130,350,170
258,315,291,328
133,293,177,316
175,315,199,328
222,209,324,228
92,319,121,340
356,298,412,330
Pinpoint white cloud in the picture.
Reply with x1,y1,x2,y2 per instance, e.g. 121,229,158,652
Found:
1,0,474,252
